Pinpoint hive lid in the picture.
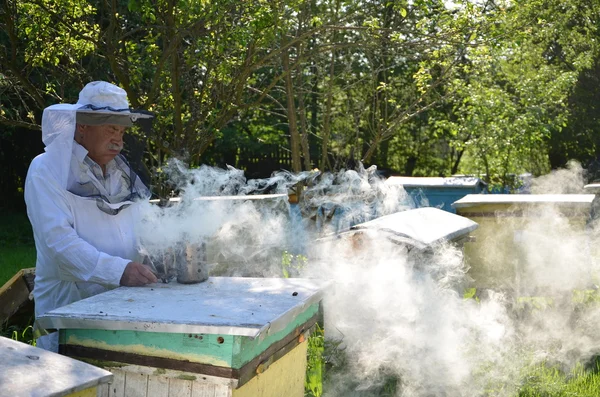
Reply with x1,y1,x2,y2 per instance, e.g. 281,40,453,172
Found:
385,176,486,189
584,184,600,194
37,277,325,338
149,193,289,204
351,207,478,248
452,194,595,209
0,336,112,396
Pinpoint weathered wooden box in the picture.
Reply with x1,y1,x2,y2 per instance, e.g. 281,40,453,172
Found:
0,335,112,397
452,194,595,292
37,277,324,397
0,267,35,325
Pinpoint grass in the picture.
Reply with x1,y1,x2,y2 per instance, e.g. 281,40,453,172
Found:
517,360,600,397
306,323,324,397
0,211,36,345
0,211,36,286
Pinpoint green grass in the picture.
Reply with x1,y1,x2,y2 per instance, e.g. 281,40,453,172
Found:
518,360,600,397
0,211,36,345
305,323,324,397
0,212,36,286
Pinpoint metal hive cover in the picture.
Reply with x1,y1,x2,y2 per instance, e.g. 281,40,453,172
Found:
452,194,595,209
351,207,478,247
37,277,324,338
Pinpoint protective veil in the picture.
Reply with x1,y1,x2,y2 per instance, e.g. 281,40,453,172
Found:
25,82,153,351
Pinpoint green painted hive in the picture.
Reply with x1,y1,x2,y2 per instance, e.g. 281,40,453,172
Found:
37,277,324,390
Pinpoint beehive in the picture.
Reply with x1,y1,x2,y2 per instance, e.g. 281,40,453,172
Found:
37,277,324,397
385,176,487,213
453,194,595,292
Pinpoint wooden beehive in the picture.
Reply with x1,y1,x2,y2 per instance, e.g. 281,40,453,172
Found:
452,194,595,292
37,277,325,397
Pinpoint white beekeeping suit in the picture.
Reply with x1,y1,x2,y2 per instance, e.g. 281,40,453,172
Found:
25,82,153,352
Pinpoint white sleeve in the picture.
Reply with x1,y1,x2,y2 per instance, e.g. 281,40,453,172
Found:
25,167,129,288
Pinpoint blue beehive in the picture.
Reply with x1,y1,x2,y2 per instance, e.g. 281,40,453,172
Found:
385,176,487,213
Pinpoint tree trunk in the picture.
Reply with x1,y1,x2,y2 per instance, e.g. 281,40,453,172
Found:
281,44,302,173
320,50,335,171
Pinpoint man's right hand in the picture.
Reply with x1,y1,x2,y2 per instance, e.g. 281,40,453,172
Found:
120,262,158,286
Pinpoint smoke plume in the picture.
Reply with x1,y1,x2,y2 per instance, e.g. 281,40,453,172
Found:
135,159,600,396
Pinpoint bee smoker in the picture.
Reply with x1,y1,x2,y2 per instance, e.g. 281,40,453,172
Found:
176,241,209,284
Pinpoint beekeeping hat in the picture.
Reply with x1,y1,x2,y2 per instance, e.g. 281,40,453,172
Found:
41,81,153,189
75,81,153,127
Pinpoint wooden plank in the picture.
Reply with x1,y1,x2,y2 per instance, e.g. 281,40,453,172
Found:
190,383,233,397
147,375,170,397
0,271,30,322
22,268,36,291
64,345,238,379
97,383,110,397
213,386,231,397
191,384,218,397
66,387,98,397
169,378,192,397
124,371,148,397
236,316,317,388
95,364,236,389
233,342,307,397
108,369,126,397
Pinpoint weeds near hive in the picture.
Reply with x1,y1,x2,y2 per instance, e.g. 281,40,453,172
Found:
1,323,35,346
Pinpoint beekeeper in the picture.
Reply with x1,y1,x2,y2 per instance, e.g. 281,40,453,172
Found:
25,81,158,352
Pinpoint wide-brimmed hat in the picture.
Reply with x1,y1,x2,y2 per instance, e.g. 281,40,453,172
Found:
40,81,154,189
75,81,153,127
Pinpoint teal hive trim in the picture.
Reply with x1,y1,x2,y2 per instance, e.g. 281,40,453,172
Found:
406,187,485,213
233,301,319,368
62,329,235,367
60,302,320,370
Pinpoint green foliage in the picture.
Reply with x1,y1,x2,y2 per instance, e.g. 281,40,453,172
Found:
1,324,36,346
463,287,478,301
572,289,600,305
305,323,324,397
281,250,307,278
439,0,600,182
3,0,600,189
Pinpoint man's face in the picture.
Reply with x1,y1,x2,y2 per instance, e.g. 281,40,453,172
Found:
77,124,126,167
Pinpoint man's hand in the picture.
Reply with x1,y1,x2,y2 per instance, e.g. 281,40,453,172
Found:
120,262,158,286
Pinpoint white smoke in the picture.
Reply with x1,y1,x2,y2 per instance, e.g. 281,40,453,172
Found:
529,160,586,194
135,159,600,396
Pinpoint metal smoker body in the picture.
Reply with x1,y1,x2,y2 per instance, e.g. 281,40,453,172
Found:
176,241,208,284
